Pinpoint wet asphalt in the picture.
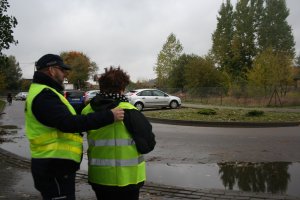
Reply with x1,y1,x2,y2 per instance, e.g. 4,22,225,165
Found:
2,147,299,200
1,100,300,199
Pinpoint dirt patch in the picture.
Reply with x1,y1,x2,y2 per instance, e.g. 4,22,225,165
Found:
0,125,19,129
0,126,18,143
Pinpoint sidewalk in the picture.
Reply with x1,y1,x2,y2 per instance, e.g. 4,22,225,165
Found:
1,148,299,200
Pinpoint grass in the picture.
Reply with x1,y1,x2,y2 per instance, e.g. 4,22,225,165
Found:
143,107,300,122
0,100,5,112
0,99,299,123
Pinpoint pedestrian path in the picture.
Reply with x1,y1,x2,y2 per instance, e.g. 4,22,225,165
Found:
182,103,300,113
0,148,299,200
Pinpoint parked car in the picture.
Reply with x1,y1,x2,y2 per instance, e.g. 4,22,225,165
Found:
84,90,100,104
15,92,28,101
64,90,85,113
125,89,181,111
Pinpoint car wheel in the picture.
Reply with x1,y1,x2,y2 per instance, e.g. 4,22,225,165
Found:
134,102,144,111
170,100,179,109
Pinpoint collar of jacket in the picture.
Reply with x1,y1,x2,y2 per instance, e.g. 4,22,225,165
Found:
32,71,64,93
90,95,119,111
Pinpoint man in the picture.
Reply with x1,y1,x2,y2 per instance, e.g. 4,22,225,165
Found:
25,54,124,200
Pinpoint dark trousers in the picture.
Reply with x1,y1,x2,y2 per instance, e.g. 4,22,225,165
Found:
32,171,76,200
91,185,140,200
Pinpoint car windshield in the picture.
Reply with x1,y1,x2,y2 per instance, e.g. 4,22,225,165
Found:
126,90,137,96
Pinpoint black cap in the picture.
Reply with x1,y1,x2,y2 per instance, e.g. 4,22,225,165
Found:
35,54,71,70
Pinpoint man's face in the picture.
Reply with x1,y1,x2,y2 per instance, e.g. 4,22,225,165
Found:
49,66,69,85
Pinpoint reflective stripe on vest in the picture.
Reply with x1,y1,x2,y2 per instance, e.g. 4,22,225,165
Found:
30,132,83,145
31,143,82,155
88,138,135,147
89,155,144,167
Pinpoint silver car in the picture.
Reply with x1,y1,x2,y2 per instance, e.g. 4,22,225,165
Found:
15,92,28,101
126,89,181,111
84,90,100,104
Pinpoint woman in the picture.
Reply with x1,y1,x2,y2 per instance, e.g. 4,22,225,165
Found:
82,66,155,200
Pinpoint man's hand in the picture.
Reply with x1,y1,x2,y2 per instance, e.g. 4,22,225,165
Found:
111,108,124,121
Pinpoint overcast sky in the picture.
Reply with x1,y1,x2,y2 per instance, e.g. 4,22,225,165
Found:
4,0,300,82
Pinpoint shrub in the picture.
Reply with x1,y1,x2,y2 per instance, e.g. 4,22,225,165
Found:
246,110,264,117
197,108,217,115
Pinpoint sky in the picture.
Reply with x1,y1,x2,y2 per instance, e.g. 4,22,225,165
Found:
4,0,300,82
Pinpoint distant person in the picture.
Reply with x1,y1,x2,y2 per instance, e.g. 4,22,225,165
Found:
7,93,12,105
25,54,124,200
82,66,156,200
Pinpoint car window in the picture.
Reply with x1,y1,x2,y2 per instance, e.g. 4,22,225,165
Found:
152,90,166,97
66,91,84,98
139,90,152,96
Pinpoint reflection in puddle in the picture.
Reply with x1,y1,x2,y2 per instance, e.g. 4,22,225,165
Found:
146,162,300,197
218,162,290,193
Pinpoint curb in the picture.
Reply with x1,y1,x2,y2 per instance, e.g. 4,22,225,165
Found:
147,117,300,128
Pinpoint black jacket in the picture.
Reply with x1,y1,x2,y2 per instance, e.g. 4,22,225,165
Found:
29,71,115,176
90,95,156,154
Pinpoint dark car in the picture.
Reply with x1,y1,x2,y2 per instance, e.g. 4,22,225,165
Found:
64,90,85,114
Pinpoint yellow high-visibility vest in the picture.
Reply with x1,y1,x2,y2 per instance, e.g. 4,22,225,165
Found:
82,102,146,186
25,83,83,162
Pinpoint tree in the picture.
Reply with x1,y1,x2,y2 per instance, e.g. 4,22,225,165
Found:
0,55,22,90
0,71,5,90
212,0,296,87
60,51,98,90
154,33,183,88
231,0,257,80
257,0,295,57
211,0,234,73
247,48,293,96
0,0,18,55
168,54,195,92
20,79,32,91
89,61,99,80
184,55,230,96
295,54,300,67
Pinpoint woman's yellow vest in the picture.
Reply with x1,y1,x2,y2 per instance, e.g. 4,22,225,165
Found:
25,83,83,163
81,102,146,186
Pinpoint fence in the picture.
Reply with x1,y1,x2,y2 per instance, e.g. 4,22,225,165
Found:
158,86,300,107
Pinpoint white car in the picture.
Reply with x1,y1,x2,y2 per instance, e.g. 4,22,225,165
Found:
126,89,181,111
15,92,28,101
84,90,100,104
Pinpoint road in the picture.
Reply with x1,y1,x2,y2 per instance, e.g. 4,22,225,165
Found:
1,100,300,164
150,123,300,164
1,100,300,196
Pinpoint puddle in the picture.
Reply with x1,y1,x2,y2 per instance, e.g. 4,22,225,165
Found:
146,162,300,197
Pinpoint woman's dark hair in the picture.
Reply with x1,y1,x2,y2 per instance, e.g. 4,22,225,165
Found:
98,66,130,93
